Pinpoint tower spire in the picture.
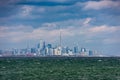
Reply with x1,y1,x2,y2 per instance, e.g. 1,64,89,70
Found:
59,26,62,47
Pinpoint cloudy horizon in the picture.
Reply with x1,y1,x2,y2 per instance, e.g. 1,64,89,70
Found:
0,0,120,56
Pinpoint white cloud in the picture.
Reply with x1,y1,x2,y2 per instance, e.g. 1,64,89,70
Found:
54,18,88,27
20,6,33,16
84,0,120,10
0,25,74,43
83,18,92,25
41,23,57,29
0,18,119,45
0,25,33,32
88,25,118,33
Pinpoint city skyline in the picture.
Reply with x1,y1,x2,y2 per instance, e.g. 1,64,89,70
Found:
0,39,101,57
0,0,120,56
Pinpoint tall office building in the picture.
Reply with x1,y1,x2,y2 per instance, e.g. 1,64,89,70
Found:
57,46,62,55
57,26,62,55
42,41,46,50
74,46,79,54
26,41,31,54
62,47,67,54
47,44,52,48
49,48,54,56
89,50,93,56
80,48,87,56
37,39,45,55
39,39,43,50
81,48,86,52
31,48,36,53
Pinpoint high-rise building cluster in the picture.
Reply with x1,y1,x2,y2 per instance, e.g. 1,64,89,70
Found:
0,40,101,57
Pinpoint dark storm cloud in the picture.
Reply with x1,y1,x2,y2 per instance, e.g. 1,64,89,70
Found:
0,0,19,6
16,1,75,6
15,0,103,7
0,0,20,18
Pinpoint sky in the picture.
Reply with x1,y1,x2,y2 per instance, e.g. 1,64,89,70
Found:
0,0,120,56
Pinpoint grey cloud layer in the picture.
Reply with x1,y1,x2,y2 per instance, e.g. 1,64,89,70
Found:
0,0,120,55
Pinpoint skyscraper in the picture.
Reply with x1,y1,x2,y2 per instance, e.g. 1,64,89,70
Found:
74,46,79,54
58,26,62,55
37,39,44,55
47,44,52,48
